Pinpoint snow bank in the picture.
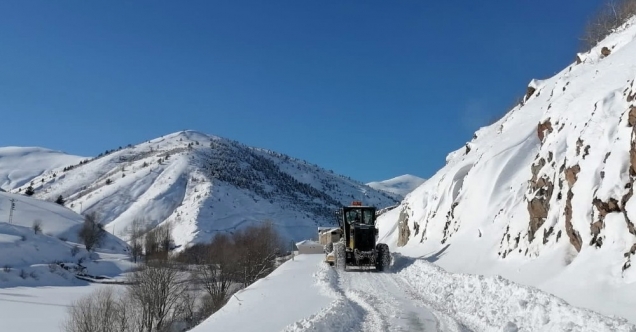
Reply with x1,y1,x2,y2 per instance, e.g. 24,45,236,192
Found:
191,254,333,332
393,255,636,332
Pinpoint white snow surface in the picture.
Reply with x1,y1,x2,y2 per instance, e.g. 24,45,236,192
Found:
0,190,131,287
194,253,635,332
0,146,85,191
366,174,426,199
376,17,636,324
0,284,122,331
7,130,397,249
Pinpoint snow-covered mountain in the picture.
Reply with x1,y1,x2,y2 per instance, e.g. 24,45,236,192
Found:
7,131,397,248
366,174,426,199
0,147,86,191
378,17,636,323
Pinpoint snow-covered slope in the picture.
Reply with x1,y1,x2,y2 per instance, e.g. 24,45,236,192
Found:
0,191,130,287
0,191,127,251
8,131,397,249
377,17,636,323
0,147,86,191
367,174,426,199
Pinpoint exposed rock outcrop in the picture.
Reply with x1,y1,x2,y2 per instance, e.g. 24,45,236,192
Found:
442,202,460,244
565,189,583,252
565,165,580,187
397,207,410,247
601,46,611,57
527,157,553,243
628,106,636,127
537,119,553,142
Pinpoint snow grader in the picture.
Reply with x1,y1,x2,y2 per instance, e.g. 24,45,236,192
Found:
322,201,391,271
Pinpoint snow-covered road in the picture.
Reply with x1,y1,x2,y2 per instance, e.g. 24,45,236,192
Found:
4,252,635,332
329,266,468,332
196,253,636,332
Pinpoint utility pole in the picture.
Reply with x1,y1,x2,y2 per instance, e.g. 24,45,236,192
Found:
8,198,15,224
291,240,295,261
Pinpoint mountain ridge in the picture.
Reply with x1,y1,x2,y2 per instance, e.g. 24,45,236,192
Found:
0,146,86,191
366,174,426,199
5,130,398,249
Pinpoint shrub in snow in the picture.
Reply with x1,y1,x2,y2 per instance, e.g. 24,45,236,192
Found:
63,260,195,332
19,269,27,279
70,245,80,257
24,185,34,196
32,219,42,234
3,265,10,273
581,0,636,50
77,212,106,251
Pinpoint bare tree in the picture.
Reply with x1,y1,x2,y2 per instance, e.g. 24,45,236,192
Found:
157,222,174,253
127,217,145,263
78,212,106,251
233,221,284,288
192,233,237,312
143,226,159,261
32,219,42,234
61,287,129,332
125,259,189,331
581,0,636,50
143,222,174,262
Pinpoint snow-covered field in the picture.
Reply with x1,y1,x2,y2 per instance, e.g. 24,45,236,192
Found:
0,283,121,331
0,191,134,330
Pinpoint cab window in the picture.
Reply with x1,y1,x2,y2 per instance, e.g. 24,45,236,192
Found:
362,209,374,224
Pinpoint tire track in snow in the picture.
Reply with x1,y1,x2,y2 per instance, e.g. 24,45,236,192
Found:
281,261,368,332
283,258,468,332
339,267,465,332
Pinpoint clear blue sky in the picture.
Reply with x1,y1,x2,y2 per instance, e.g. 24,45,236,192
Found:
0,1,602,183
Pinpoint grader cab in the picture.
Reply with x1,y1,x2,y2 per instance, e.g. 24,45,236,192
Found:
323,201,390,271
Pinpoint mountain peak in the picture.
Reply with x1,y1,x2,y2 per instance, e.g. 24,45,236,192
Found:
5,132,398,248
366,174,426,199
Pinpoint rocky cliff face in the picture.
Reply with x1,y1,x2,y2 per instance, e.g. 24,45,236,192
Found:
378,17,636,323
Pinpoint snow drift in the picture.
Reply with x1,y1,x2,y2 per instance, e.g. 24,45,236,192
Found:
378,16,636,323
